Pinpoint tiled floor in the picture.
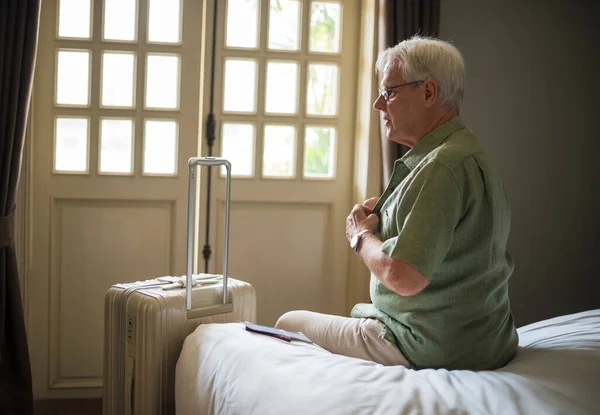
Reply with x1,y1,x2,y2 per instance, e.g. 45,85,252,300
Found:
34,399,102,415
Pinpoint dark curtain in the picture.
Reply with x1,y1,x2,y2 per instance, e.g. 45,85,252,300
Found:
0,1,41,414
378,0,440,187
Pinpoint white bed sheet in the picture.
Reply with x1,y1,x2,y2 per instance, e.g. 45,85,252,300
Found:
175,310,600,415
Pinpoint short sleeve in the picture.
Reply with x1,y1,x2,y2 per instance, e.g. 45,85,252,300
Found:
381,161,463,281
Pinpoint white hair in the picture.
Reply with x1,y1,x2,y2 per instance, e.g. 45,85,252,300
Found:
376,36,465,110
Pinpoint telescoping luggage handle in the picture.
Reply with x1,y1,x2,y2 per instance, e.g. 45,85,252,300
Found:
186,157,233,319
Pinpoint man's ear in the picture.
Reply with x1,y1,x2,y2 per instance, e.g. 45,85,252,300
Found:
423,79,438,108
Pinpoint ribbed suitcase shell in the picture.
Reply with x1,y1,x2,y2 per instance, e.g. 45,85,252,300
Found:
103,277,256,415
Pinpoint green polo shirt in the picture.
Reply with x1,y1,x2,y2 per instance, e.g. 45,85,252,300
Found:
351,116,518,370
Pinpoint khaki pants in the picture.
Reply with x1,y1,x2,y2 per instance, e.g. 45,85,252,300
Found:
275,310,410,367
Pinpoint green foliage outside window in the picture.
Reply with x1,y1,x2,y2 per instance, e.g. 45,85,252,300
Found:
304,128,332,176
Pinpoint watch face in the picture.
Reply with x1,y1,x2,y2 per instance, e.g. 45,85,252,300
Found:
350,234,359,249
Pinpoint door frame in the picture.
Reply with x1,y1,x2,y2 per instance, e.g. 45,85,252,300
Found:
16,107,34,328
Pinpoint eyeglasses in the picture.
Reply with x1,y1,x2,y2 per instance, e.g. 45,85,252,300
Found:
378,80,425,101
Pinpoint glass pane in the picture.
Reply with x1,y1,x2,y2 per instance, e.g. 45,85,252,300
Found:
55,118,88,172
148,0,181,43
223,59,257,113
263,125,296,178
306,63,338,116
303,126,336,178
104,0,137,41
56,50,90,106
58,0,91,39
265,61,298,114
220,123,255,177
309,2,341,53
268,0,301,51
101,52,136,107
143,120,178,175
226,0,258,48
145,54,180,109
99,119,134,174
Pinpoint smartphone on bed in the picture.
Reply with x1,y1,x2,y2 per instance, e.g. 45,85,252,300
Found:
242,321,313,344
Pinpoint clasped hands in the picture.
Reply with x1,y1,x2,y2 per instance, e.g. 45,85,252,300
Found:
345,196,380,243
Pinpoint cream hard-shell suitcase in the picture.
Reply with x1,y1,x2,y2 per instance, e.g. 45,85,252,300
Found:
103,157,256,415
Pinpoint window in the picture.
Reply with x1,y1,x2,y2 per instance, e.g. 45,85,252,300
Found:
53,0,183,176
219,0,343,179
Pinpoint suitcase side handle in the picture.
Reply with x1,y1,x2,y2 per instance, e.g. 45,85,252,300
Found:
186,157,233,318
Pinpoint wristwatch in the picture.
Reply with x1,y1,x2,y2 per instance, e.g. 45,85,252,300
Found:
350,229,371,254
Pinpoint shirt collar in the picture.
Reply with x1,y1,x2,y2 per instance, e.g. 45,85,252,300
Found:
400,116,467,171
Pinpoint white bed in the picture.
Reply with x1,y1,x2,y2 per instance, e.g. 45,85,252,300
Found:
175,309,600,415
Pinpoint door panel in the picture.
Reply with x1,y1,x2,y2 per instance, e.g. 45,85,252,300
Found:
202,0,360,325
29,0,202,398
49,199,172,388
215,201,332,326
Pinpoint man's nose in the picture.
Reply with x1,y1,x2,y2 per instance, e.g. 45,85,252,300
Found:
373,94,385,111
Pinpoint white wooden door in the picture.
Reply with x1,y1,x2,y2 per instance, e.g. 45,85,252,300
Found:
27,0,359,400
202,0,359,326
29,0,203,399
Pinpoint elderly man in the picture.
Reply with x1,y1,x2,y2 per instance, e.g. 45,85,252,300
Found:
276,36,518,370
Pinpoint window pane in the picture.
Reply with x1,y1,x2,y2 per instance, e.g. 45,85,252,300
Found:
58,0,91,39
263,125,296,178
309,2,341,53
148,0,182,43
104,0,137,41
99,119,134,174
306,63,338,116
303,126,336,178
145,54,180,109
55,117,88,173
221,123,255,177
265,61,298,114
268,0,301,51
56,50,90,106
143,120,178,175
223,59,257,113
226,0,259,48
101,52,136,107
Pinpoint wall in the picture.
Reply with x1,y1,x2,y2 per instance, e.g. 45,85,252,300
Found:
440,0,600,326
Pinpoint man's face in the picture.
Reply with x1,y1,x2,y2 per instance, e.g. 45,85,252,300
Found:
373,66,424,147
